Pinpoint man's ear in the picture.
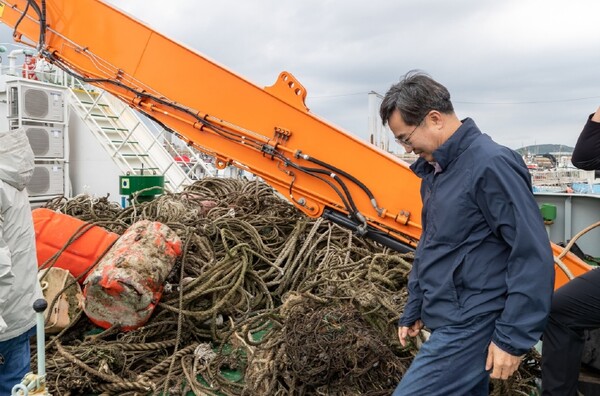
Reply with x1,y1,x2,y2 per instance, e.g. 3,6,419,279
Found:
427,110,444,129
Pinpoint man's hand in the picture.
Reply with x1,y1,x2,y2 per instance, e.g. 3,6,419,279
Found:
398,320,424,347
486,342,522,379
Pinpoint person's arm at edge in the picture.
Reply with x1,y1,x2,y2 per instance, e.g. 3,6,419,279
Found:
572,106,600,170
592,107,600,123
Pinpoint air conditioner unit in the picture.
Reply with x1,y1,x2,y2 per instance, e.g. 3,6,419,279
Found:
26,164,64,197
8,82,66,123
24,125,65,158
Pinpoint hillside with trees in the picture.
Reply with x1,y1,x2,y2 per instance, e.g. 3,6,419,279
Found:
515,144,574,155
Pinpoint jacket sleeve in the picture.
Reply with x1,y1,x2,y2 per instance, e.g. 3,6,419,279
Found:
398,258,423,327
475,152,555,356
0,211,15,333
398,175,428,327
572,114,600,170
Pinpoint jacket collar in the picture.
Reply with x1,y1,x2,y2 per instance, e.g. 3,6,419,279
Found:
411,117,481,177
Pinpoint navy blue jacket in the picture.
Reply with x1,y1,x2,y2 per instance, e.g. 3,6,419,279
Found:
399,118,555,356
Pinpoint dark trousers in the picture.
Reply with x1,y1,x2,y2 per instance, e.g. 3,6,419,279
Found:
0,327,35,395
542,268,600,396
393,313,497,396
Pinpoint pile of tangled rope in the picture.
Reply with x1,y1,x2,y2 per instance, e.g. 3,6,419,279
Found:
35,178,541,395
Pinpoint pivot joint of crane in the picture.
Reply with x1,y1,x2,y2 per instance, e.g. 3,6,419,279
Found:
215,155,231,170
395,210,410,225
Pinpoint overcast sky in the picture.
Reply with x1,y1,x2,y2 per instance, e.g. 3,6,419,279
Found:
2,0,599,151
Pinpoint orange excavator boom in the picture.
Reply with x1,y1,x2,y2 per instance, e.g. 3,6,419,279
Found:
0,0,423,252
0,0,589,286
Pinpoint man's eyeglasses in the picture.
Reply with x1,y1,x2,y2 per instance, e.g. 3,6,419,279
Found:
394,114,427,146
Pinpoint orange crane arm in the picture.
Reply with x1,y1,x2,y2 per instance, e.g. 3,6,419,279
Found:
0,0,422,251
0,0,589,285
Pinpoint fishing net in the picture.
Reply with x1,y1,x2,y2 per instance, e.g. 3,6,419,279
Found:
32,178,541,395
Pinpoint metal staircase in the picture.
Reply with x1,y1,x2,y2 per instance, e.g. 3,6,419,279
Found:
66,79,216,192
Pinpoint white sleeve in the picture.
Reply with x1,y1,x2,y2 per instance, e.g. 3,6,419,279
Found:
0,215,15,333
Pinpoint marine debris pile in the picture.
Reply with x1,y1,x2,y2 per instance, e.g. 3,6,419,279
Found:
36,178,540,395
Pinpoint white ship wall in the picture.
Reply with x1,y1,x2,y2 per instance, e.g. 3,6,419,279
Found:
67,110,122,202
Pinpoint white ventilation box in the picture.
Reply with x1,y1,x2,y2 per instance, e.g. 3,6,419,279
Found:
24,125,64,158
8,81,66,123
26,164,65,197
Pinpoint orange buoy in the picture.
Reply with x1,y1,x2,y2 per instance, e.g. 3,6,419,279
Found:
82,220,182,331
32,208,119,283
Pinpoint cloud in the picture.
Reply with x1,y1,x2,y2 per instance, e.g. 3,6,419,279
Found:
1,0,599,150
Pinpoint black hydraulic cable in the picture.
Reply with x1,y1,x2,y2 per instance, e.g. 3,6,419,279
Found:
25,0,254,150
48,46,359,221
275,152,372,230
286,171,354,216
322,209,414,253
290,165,361,220
283,163,354,217
45,51,266,153
27,11,260,152
39,0,46,49
12,1,31,36
30,6,266,155
21,0,44,49
297,152,382,215
46,46,359,220
41,44,368,220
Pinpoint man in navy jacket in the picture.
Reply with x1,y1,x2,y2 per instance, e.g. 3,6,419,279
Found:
380,71,554,395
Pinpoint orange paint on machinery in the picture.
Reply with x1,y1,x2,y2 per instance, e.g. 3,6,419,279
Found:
0,0,423,249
